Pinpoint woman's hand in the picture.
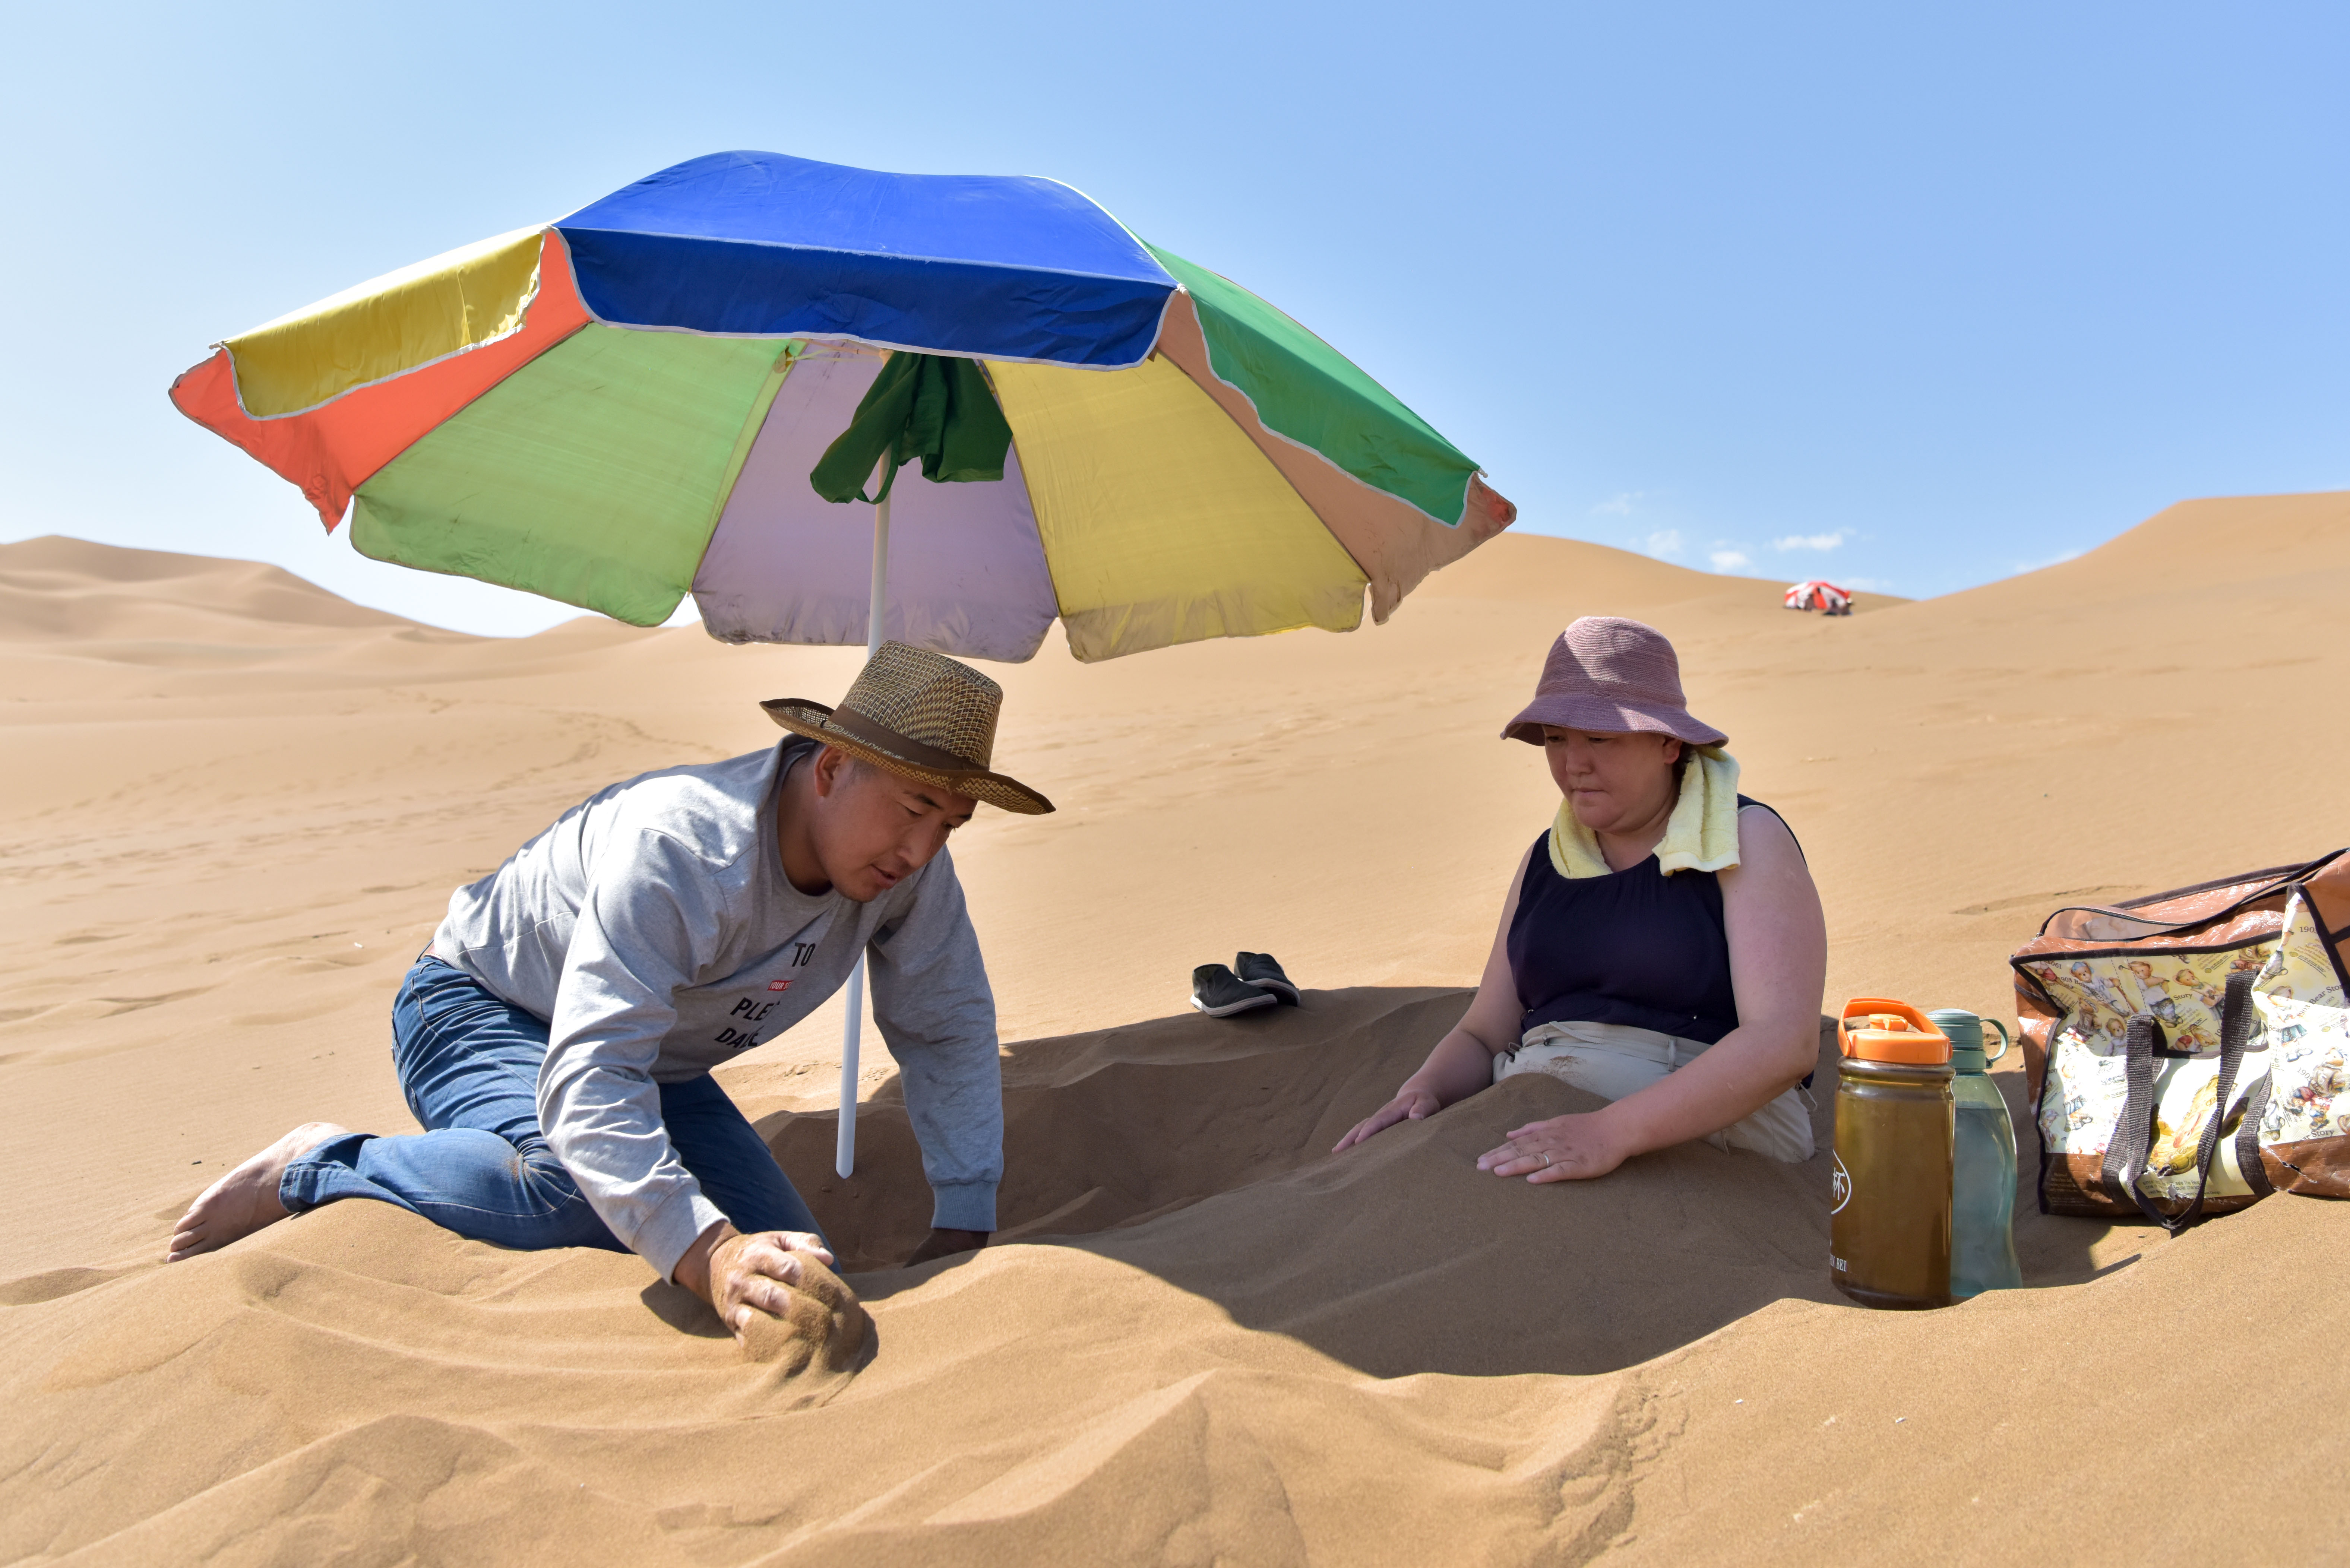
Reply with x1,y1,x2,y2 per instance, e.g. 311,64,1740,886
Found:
1333,1087,1443,1152
1477,1111,1633,1183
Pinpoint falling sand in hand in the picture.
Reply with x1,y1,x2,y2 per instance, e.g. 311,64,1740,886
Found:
737,1254,872,1378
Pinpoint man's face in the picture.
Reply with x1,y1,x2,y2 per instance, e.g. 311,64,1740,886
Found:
807,749,977,901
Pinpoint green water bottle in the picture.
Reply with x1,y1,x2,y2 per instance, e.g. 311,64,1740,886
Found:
1928,1008,2023,1298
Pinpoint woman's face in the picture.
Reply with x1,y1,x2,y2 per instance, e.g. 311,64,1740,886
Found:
1542,726,1682,833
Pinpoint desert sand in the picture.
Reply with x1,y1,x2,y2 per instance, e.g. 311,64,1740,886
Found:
3,491,2346,1563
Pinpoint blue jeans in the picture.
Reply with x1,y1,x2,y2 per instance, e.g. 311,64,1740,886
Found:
280,956,822,1256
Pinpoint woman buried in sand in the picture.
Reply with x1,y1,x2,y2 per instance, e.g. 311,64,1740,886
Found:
1335,617,1827,1178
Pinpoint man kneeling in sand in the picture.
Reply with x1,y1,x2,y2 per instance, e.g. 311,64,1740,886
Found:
169,644,1051,1338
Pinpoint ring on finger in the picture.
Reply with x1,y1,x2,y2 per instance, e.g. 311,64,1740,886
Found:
1541,1153,1552,1167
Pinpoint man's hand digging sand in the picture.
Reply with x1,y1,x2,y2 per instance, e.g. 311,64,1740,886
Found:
674,1224,836,1334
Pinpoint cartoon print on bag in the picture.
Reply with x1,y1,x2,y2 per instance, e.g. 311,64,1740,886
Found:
2179,967,2224,1010
2270,1051,2347,1143
2124,961,2188,1028
2148,1076,2224,1176
2093,950,2253,1058
2251,890,2350,1149
2070,961,2129,1014
2042,1033,2129,1153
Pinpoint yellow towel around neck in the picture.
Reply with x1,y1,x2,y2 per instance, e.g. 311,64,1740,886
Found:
1549,747,1742,880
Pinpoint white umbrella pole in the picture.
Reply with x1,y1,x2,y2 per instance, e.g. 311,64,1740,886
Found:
835,482,891,1179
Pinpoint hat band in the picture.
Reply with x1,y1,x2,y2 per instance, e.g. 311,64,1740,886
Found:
1548,679,1682,704
827,704,987,775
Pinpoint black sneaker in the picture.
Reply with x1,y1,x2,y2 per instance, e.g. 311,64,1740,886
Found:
1191,963,1280,1018
1234,952,1301,1005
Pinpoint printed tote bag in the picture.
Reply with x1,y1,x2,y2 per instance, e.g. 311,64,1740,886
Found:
2009,850,2350,1231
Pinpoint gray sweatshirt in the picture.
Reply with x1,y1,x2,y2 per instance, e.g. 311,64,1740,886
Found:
428,739,1001,1279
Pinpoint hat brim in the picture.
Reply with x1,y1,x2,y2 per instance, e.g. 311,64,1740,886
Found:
762,699,1055,815
1501,696,1727,749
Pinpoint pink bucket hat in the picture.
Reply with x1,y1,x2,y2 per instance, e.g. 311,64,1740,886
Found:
1501,617,1727,747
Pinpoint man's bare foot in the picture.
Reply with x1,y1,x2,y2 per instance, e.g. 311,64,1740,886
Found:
166,1122,351,1263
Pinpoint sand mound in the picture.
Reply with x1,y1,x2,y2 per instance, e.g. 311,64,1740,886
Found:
4,993,2334,1563
1412,530,1905,614
0,534,447,646
764,989,1850,1377
4,501,2348,1561
1993,488,2350,601
0,998,1836,1562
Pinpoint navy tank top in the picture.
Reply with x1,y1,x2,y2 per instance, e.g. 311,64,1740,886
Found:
1505,796,1797,1045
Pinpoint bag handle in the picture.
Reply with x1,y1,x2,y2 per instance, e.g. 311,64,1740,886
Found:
2234,1073,2275,1199
2099,1014,2163,1222
2172,970,2255,1230
2100,970,2253,1233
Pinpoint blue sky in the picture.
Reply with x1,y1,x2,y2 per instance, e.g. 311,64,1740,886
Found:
4,1,2343,634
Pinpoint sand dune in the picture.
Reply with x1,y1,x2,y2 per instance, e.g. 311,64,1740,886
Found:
2,497,2347,1562
0,535,459,647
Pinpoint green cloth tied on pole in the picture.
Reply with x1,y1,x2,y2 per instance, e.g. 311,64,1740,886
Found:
809,352,1015,505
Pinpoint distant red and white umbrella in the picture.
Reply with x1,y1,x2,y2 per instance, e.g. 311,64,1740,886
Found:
1784,579,1852,615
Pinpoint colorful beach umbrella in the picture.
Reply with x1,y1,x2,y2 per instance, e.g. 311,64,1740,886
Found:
169,150,1519,1177
169,150,1517,666
1783,579,1852,615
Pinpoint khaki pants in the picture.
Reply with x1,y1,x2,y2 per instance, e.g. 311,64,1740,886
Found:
1493,1019,1816,1163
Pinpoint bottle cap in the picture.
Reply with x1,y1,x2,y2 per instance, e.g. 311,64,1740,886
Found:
1927,1007,2006,1068
1840,997,1952,1065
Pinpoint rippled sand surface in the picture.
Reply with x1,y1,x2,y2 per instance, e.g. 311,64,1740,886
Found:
3,495,2345,1562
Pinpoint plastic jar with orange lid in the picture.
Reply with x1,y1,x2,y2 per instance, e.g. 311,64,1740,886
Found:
1829,998,1955,1309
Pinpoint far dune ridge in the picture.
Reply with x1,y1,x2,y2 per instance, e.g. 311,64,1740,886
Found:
1,491,2346,1564
0,534,456,644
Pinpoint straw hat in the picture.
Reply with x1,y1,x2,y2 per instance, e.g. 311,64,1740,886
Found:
1500,617,1727,748
762,642,1054,815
